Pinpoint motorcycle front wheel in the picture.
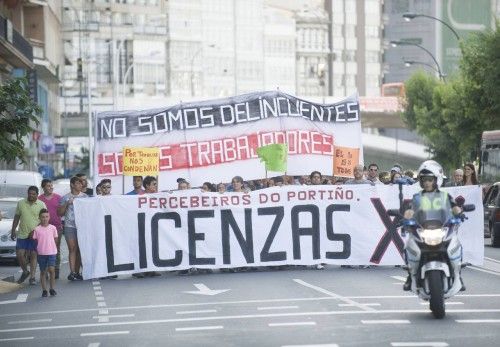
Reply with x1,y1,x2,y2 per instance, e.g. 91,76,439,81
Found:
428,270,445,319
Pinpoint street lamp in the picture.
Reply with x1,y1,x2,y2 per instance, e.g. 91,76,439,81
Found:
404,60,446,80
390,40,445,81
402,12,460,41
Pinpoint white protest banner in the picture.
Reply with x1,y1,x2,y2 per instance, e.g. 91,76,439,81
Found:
94,91,362,192
74,184,483,279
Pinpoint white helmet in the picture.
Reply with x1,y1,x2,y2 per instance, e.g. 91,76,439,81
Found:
417,160,444,187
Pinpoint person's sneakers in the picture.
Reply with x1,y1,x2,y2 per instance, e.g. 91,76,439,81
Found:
42,290,48,297
55,268,59,279
460,278,466,291
29,277,36,285
403,275,412,291
17,271,30,284
49,289,57,296
67,272,78,281
315,264,325,270
75,273,83,281
132,273,145,278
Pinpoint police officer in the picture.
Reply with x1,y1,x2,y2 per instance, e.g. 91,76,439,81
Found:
403,160,463,291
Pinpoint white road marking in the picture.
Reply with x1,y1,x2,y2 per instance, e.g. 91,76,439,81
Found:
8,319,52,324
2,293,500,319
97,302,107,307
361,320,411,324
93,287,101,291
176,325,223,331
94,291,103,296
338,303,380,307
257,306,299,311
0,294,28,305
95,297,105,302
87,343,101,347
391,343,448,347
92,281,100,286
484,257,500,264
98,317,109,323
391,276,407,282
81,331,129,336
5,309,500,333
293,279,376,312
456,319,500,323
92,314,135,319
419,302,463,305
176,310,217,315
183,283,230,296
99,309,109,315
469,266,500,276
0,337,34,342
282,344,339,347
269,322,316,327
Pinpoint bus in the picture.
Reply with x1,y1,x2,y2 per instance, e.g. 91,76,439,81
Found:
381,82,405,98
480,130,500,182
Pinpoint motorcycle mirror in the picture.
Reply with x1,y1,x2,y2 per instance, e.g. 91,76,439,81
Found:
462,204,475,212
455,196,465,207
387,209,401,217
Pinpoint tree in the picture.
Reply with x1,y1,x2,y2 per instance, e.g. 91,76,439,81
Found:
460,20,500,155
0,77,42,164
402,21,500,170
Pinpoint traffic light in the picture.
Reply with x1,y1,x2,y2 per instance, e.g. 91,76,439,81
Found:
77,57,83,81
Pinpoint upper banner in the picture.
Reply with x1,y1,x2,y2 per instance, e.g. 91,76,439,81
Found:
94,91,362,191
74,185,483,279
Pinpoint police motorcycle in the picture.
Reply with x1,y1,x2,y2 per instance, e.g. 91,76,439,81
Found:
389,163,475,319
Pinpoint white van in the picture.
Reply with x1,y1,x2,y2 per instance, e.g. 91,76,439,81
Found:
0,170,43,198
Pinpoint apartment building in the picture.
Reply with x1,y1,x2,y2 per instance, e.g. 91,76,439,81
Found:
1,0,63,171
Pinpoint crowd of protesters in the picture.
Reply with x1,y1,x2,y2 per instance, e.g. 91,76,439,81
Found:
8,162,479,292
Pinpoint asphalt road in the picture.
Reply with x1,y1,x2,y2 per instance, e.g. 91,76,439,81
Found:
0,240,500,347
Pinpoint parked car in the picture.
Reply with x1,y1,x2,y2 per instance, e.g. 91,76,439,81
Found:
0,197,22,261
483,182,500,247
0,170,43,198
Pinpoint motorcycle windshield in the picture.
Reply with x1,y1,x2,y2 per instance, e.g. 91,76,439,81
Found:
413,191,453,228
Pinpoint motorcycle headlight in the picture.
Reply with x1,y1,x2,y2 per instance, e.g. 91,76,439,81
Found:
0,232,10,242
418,228,446,246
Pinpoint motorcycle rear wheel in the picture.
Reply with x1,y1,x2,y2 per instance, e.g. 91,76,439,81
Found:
428,270,445,319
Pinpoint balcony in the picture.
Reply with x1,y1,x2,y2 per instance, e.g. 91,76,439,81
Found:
0,15,34,69
30,38,59,82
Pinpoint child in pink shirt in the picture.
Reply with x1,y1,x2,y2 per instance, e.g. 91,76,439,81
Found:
31,209,58,297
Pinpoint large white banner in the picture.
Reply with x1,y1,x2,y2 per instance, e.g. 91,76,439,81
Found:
94,91,362,192
74,185,483,279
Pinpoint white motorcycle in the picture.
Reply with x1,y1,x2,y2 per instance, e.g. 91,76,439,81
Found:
389,192,475,319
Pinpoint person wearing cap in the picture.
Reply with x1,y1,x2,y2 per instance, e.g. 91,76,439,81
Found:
391,165,415,185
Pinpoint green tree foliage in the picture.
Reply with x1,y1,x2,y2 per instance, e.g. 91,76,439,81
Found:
0,78,42,164
402,71,464,168
402,21,500,170
460,20,500,138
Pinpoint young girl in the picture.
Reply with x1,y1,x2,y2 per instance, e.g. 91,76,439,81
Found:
32,209,58,297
